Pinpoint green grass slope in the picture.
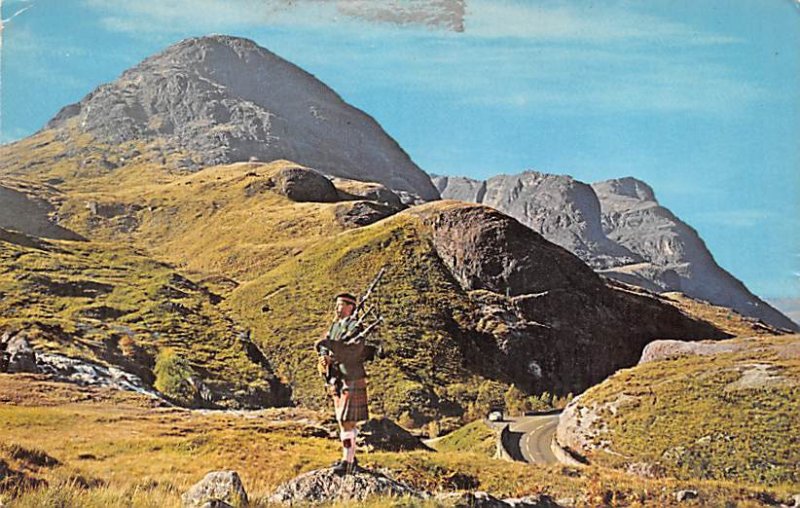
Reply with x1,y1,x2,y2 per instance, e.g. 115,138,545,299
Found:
1,130,366,284
0,229,285,408
557,334,800,489
430,420,497,458
228,205,485,424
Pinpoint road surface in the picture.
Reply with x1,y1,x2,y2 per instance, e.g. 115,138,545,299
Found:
501,412,561,464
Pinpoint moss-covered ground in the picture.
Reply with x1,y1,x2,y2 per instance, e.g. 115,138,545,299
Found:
571,334,800,489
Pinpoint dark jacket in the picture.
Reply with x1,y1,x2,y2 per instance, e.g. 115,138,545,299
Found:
315,317,367,381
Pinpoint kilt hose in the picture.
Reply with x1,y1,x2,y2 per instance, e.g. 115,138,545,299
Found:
333,377,369,423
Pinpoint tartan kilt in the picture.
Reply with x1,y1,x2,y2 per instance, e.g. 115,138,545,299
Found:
333,377,369,423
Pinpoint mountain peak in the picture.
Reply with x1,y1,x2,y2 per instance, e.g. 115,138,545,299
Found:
592,176,657,203
43,35,439,201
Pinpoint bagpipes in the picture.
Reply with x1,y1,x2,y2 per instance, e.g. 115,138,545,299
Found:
316,267,386,394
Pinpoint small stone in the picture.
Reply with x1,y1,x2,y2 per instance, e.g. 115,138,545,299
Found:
675,490,698,502
503,494,565,507
181,470,248,508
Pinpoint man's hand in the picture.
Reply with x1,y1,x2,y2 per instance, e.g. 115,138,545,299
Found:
317,355,331,376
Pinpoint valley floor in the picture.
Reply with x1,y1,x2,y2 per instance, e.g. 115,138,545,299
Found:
1,375,796,507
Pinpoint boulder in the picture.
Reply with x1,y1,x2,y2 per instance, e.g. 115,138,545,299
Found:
268,466,421,504
269,167,339,203
358,417,429,452
181,471,248,508
639,339,745,364
416,203,600,297
674,489,698,502
332,178,405,208
335,201,398,228
2,333,38,374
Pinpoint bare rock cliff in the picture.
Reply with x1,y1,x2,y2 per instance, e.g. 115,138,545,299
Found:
45,35,439,201
433,173,797,331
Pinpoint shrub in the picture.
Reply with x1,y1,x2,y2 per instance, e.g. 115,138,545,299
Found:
153,349,196,406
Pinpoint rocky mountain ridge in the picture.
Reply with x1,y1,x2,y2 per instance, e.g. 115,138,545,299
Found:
433,172,797,331
42,35,439,202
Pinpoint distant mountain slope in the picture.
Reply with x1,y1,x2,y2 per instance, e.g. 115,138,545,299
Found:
434,173,640,269
592,177,797,332
433,172,798,331
0,182,84,241
39,35,438,202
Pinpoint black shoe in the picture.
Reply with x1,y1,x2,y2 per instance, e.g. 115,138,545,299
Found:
332,458,358,476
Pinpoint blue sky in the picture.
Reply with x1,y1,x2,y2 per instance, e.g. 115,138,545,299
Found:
1,0,798,314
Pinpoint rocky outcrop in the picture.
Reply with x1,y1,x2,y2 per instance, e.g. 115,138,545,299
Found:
44,35,440,201
433,173,797,331
592,177,798,331
0,329,164,399
181,470,248,508
0,184,85,241
638,338,748,364
268,467,421,504
432,173,639,270
263,166,340,203
409,202,729,395
266,466,564,506
358,417,430,452
417,202,601,296
332,178,405,209
0,332,37,373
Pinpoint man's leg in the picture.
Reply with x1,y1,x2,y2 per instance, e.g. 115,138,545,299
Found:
340,420,357,465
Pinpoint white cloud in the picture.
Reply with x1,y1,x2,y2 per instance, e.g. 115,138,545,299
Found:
464,0,739,44
696,209,775,228
81,0,741,47
82,0,386,36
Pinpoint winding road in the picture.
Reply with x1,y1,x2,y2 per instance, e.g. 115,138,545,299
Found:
499,412,561,464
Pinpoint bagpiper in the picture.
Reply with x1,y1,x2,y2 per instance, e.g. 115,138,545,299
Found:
315,292,372,476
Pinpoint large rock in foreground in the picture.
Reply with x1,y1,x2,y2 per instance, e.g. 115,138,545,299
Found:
268,467,421,504
182,470,248,508
268,466,565,507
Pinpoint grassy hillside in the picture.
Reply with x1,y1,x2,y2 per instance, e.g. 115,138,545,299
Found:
1,131,365,284
229,205,487,423
1,129,785,424
0,229,284,408
1,374,794,507
429,420,497,458
558,334,800,489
